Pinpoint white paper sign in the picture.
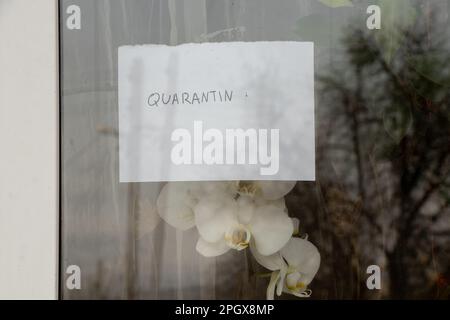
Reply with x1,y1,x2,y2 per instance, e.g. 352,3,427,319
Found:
118,42,315,182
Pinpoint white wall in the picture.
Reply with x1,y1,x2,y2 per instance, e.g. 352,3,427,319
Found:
0,0,58,299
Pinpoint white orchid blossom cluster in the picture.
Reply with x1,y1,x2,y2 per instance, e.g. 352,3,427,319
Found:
156,181,320,300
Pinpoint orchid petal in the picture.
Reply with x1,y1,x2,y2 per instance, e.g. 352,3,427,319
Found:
266,271,280,300
254,197,287,211
196,237,230,257
249,240,284,271
194,196,237,243
249,205,293,256
257,181,296,200
281,238,321,285
190,181,233,198
276,263,288,296
156,182,196,230
236,196,255,225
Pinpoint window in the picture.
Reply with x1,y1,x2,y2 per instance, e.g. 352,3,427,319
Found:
60,0,450,299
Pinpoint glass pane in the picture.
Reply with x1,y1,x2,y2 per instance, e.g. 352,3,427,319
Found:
60,0,450,299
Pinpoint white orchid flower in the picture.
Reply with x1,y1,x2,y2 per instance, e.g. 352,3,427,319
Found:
194,194,294,257
233,181,296,200
251,237,321,300
156,181,294,231
156,181,232,230
156,182,198,230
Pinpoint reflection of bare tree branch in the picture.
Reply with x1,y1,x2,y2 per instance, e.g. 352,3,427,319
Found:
310,8,450,299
